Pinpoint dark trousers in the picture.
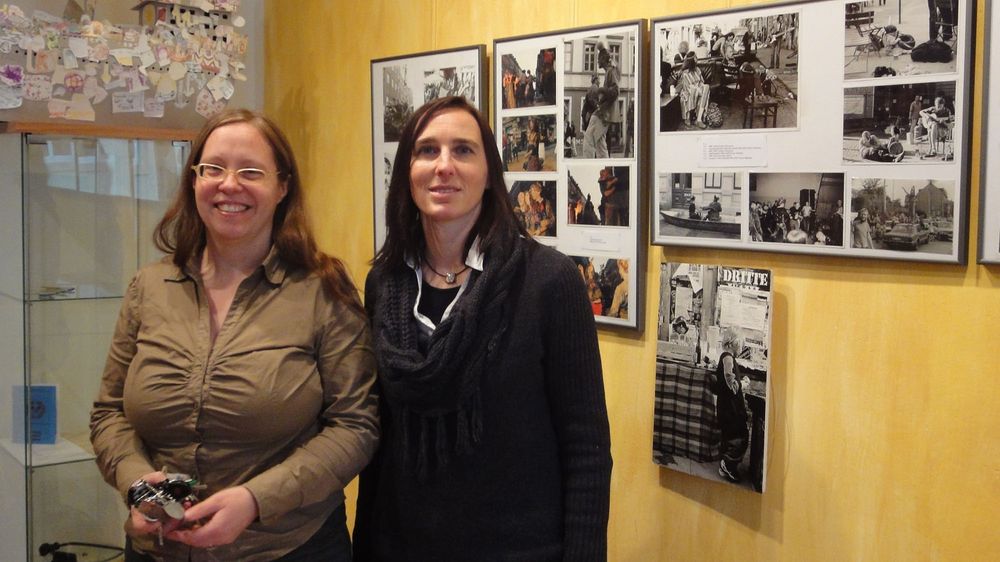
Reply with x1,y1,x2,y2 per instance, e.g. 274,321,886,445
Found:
125,502,350,562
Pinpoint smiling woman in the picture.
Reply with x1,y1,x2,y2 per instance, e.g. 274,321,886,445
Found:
90,109,378,562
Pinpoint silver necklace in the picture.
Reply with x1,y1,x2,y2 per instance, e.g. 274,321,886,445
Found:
424,261,470,284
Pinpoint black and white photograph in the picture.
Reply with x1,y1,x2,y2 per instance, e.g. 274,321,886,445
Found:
508,180,557,237
381,65,413,143
844,0,960,81
654,263,771,493
656,172,742,241
371,45,486,252
563,32,638,159
843,81,956,164
656,11,799,132
570,255,631,321
849,177,955,254
499,48,556,110
501,114,557,172
748,172,846,247
567,164,630,227
423,65,477,102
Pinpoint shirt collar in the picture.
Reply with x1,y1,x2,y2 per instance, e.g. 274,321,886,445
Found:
405,236,485,273
165,245,287,285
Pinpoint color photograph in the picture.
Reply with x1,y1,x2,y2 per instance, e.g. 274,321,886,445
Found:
501,114,557,172
570,255,631,321
499,49,556,109
508,180,557,237
567,164,630,227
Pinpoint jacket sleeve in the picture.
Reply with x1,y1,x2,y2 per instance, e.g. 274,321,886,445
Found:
242,295,380,525
540,254,613,561
89,271,157,497
351,270,382,561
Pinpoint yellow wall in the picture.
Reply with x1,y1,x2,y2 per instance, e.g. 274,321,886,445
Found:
264,1,999,559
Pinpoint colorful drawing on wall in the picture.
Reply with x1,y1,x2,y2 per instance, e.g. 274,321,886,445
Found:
0,1,249,122
654,263,772,493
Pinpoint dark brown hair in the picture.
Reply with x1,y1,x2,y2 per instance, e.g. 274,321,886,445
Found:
373,96,526,272
154,108,362,313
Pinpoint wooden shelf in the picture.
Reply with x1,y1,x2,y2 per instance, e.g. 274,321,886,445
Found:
0,120,198,141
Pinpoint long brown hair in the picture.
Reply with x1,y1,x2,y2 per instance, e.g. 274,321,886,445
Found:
373,96,526,272
154,108,362,313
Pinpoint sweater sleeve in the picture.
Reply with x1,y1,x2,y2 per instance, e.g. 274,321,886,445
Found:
351,270,382,562
539,253,612,561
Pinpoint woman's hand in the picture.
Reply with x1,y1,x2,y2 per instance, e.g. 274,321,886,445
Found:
166,486,259,549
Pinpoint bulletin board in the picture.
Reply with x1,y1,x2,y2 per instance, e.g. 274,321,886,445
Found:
494,20,646,330
0,0,263,130
651,0,973,264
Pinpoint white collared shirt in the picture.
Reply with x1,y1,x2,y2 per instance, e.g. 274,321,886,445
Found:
405,237,485,337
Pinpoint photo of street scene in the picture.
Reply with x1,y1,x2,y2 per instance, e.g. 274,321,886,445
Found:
844,81,956,164
748,172,846,247
499,49,556,109
844,0,959,81
508,180,557,237
656,172,742,241
501,114,557,172
567,164,630,227
563,31,637,159
381,65,413,142
657,11,799,132
570,255,630,320
849,177,955,254
654,263,771,493
423,65,476,102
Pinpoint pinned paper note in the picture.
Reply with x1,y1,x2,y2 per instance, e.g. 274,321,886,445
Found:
0,83,23,109
65,93,95,121
206,74,234,101
143,97,164,118
111,90,143,113
23,74,52,101
195,87,225,118
63,48,79,69
0,64,23,87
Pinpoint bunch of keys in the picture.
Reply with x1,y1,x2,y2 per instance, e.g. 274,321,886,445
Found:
127,469,203,545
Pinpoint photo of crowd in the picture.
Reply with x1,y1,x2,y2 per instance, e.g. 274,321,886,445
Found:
423,65,477,102
508,180,557,237
843,81,956,164
748,172,846,247
381,64,413,142
657,172,742,241
849,177,955,254
657,11,799,132
843,0,959,81
567,164,630,227
501,114,557,172
499,48,556,109
571,255,630,320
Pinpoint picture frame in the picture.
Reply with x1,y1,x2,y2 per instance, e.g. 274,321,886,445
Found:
978,1,1000,264
370,45,487,254
494,20,646,330
651,0,974,263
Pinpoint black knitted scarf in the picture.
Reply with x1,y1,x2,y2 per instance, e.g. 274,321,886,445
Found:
371,241,525,480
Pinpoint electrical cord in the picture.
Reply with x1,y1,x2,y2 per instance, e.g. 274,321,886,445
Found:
39,541,124,561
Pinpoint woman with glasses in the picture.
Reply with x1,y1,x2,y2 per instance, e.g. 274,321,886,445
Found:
90,109,378,561
352,96,611,561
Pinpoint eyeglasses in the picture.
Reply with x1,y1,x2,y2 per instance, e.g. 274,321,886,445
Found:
191,163,282,185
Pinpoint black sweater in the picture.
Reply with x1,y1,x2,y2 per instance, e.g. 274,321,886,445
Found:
353,241,612,561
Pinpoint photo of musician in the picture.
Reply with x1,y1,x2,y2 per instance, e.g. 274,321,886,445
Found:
500,114,557,172
843,81,956,164
509,180,557,237
657,12,799,132
843,0,960,81
748,172,847,247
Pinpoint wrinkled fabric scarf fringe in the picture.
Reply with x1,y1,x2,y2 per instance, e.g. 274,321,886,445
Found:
372,242,525,480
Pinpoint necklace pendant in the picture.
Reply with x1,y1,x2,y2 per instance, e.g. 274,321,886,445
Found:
445,272,457,284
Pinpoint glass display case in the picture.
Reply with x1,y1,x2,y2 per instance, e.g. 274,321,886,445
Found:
0,132,189,561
